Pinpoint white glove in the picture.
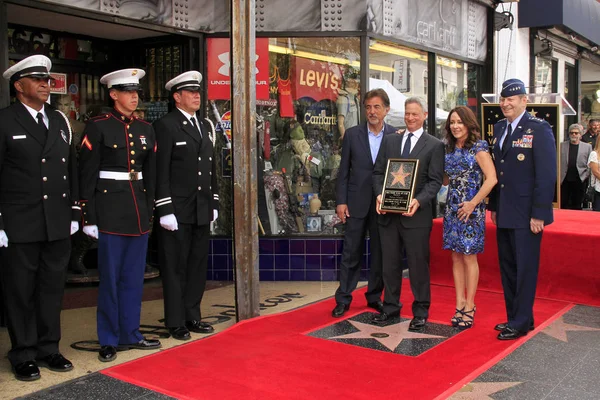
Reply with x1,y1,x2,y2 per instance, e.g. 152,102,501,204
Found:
160,214,178,231
0,230,8,247
70,221,79,235
213,210,218,221
83,225,98,239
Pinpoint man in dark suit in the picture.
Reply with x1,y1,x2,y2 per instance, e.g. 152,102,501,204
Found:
0,55,80,381
372,97,444,332
488,79,556,340
332,88,396,317
154,71,219,338
79,68,160,362
581,118,599,149
560,124,591,210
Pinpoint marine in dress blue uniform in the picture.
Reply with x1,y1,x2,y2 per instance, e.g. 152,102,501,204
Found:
488,79,556,340
79,69,160,362
0,55,80,381
153,71,219,340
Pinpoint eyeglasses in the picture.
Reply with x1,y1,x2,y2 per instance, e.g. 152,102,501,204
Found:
569,131,580,134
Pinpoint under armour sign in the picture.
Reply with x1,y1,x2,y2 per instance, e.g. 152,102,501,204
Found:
207,38,270,100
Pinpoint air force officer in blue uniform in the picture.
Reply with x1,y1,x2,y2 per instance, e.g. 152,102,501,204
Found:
488,79,556,340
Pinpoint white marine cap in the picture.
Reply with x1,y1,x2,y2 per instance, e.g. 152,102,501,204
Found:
2,55,52,82
100,68,146,91
165,70,202,92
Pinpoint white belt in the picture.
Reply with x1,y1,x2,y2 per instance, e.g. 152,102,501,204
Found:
99,171,143,181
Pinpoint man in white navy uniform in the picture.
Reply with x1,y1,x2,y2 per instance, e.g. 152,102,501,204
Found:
153,71,219,340
0,55,80,381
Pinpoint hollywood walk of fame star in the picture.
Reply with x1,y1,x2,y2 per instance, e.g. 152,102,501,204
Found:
450,381,522,399
391,167,411,187
542,316,600,342
530,109,538,117
329,319,445,351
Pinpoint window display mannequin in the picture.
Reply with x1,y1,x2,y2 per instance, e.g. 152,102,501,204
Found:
336,74,360,141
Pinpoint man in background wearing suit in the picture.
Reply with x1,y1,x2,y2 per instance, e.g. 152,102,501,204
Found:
488,79,556,340
332,88,396,318
154,71,219,339
372,97,444,332
0,55,80,381
560,124,591,210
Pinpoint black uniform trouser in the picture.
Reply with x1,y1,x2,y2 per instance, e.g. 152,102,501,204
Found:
0,238,70,366
379,217,431,318
159,223,210,327
334,199,383,306
560,179,584,210
497,227,542,332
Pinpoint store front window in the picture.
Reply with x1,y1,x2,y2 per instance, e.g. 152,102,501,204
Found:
534,57,555,94
208,37,360,237
368,40,428,131
435,56,479,138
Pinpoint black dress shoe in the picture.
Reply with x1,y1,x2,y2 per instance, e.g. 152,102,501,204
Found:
186,320,215,334
125,338,162,350
367,301,384,313
332,303,350,317
98,346,117,363
495,321,534,331
169,326,191,341
37,353,73,372
372,312,399,324
13,360,40,381
497,326,527,340
409,317,427,332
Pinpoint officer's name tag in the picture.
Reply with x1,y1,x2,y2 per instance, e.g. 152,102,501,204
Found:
12,135,26,140
175,141,187,146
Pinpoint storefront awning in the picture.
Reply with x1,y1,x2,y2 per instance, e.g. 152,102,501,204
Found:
518,0,600,46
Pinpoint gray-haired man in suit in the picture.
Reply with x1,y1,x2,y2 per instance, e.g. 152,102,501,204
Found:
372,97,444,332
560,123,591,209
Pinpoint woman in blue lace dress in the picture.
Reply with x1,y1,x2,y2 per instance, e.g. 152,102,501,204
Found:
442,106,497,329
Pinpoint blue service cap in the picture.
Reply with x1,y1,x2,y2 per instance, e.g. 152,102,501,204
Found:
500,78,527,97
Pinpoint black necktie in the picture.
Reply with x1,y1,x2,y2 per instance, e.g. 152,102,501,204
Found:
190,117,202,138
37,112,47,133
501,124,513,153
401,133,413,158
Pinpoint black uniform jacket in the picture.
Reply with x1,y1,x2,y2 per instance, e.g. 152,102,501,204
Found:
153,109,219,226
79,109,156,236
0,101,80,243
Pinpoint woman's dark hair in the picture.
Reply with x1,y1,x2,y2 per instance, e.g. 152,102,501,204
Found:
444,106,481,153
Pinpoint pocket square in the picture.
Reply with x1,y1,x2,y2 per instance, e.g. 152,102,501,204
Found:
175,141,187,146
12,135,26,140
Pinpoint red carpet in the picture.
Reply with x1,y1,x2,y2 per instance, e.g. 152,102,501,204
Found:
431,209,600,307
103,284,569,400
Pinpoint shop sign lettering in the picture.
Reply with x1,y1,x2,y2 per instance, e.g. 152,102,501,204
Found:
304,109,337,126
411,0,460,50
201,292,306,325
294,58,343,102
207,38,270,100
